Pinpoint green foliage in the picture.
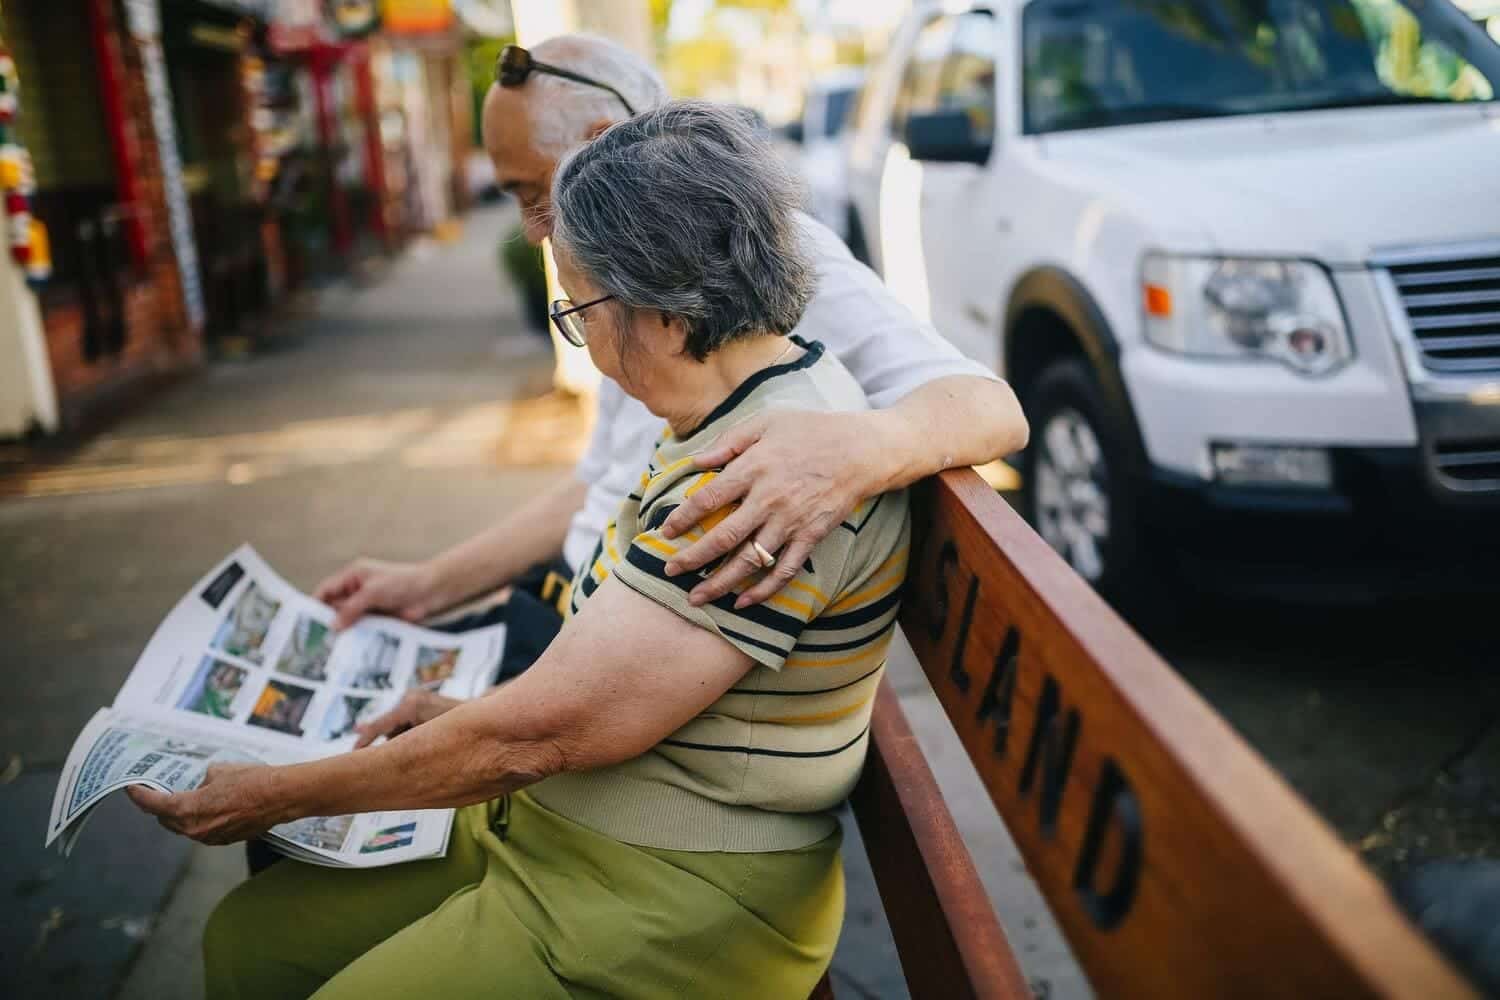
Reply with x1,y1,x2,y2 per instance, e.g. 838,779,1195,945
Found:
465,35,515,146
498,226,550,332
650,0,674,35
664,33,739,97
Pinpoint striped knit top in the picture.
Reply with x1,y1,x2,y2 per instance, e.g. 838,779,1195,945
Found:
528,339,911,853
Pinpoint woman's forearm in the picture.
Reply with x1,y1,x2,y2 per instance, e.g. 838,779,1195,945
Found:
134,580,754,842
271,696,563,821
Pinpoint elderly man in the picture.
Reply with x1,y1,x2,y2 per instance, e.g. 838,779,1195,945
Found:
316,34,1027,640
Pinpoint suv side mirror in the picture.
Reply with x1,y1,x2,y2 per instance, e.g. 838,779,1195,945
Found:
904,109,991,165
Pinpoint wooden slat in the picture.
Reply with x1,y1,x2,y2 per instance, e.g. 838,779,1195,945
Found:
898,469,1474,999
848,679,1032,1000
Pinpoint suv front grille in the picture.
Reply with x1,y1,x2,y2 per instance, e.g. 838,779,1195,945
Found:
1433,440,1500,489
1387,255,1500,374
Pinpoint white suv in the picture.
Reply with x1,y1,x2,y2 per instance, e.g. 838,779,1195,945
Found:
847,0,1500,600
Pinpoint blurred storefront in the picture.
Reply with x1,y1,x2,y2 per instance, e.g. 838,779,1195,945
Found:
376,1,471,239
0,0,483,438
269,1,474,258
160,0,300,350
0,0,200,434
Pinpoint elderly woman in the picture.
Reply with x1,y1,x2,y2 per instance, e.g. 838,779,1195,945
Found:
129,101,910,999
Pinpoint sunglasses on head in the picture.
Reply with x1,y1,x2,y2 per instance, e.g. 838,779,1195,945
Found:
494,44,637,117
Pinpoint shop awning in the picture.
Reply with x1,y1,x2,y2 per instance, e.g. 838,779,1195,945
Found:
452,0,512,38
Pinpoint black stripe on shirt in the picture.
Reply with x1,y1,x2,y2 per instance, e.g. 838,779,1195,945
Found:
800,587,903,631
578,568,601,600
645,503,680,533
610,575,791,659
720,624,791,658
624,546,805,639
793,630,894,653
838,493,883,536
662,725,868,759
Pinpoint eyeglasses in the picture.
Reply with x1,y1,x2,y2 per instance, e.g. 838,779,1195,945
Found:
550,293,615,347
494,44,637,117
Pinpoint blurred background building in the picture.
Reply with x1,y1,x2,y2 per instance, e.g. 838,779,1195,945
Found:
2,4,1499,996
0,0,519,437
0,0,911,439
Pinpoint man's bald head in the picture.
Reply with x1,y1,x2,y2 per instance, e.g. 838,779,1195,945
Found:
482,34,668,245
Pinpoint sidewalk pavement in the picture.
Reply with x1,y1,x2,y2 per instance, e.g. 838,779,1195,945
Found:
1,205,1085,999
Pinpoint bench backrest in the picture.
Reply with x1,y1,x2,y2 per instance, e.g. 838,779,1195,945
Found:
865,469,1471,998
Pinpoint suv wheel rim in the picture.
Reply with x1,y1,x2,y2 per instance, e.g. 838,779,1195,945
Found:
1035,408,1111,582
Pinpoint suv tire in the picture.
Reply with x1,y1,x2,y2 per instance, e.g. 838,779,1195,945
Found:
1023,358,1154,606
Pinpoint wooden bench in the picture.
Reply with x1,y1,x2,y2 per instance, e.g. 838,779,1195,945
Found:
816,469,1474,999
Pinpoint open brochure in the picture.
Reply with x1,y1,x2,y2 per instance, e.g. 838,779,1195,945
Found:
46,545,505,868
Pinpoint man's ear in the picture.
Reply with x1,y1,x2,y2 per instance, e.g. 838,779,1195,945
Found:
584,118,614,141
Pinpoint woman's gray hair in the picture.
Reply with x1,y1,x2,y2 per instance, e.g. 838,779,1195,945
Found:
551,100,813,361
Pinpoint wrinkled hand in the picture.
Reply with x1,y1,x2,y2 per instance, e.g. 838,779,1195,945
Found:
126,763,284,846
315,558,440,631
660,409,882,608
353,689,463,750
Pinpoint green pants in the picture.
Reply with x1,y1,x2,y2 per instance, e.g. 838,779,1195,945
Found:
205,792,844,999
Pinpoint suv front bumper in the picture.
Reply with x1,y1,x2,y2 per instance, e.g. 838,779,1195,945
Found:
1148,396,1500,600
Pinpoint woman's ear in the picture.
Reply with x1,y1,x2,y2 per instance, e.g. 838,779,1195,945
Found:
658,313,692,357
584,118,614,141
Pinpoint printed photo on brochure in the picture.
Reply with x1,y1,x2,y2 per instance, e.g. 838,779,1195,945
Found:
210,582,281,664
276,615,335,683
177,656,248,720
341,631,401,691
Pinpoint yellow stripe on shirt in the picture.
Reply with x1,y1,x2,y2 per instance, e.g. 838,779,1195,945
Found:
784,643,891,670
785,577,829,606
649,456,696,486
761,691,875,725
826,553,909,614
767,591,814,618
635,534,683,559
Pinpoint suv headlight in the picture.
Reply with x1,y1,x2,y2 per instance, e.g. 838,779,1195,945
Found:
1142,255,1353,376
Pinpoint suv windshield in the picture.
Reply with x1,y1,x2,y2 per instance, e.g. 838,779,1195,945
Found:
1024,0,1500,133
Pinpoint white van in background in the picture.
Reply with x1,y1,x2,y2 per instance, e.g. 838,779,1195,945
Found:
782,69,866,242
846,0,1500,602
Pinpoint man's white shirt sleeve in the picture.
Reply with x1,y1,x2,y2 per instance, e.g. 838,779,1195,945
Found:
572,376,622,488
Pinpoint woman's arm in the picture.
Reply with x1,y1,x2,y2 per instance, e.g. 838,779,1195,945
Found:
127,578,756,843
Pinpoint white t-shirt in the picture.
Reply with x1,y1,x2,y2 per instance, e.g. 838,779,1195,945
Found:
562,212,994,572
